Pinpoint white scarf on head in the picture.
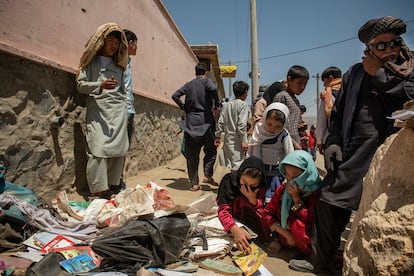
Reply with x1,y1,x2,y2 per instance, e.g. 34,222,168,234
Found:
249,102,290,146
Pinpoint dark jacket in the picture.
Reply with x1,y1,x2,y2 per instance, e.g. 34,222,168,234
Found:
321,60,414,210
172,76,220,138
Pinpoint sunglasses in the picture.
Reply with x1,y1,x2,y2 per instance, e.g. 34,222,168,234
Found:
369,37,402,51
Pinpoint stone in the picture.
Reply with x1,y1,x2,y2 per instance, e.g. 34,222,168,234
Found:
343,128,414,275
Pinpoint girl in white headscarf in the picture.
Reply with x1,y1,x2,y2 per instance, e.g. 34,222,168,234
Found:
247,102,294,203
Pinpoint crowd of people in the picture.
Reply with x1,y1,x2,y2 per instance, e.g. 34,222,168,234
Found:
77,15,414,274
171,15,414,274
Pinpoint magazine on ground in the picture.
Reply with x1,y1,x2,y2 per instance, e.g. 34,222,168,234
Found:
232,242,267,276
24,231,81,250
51,245,101,266
59,253,98,274
39,235,77,253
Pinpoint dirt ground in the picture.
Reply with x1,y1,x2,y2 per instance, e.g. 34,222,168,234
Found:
117,151,323,276
67,143,326,275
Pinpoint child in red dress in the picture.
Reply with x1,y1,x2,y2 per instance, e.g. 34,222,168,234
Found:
264,150,321,257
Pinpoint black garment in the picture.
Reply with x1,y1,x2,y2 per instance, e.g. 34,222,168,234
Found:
321,63,414,210
217,156,266,206
311,56,414,267
127,113,134,145
310,198,351,267
184,128,217,185
263,81,284,105
172,75,220,186
172,76,220,138
216,156,269,240
92,213,190,274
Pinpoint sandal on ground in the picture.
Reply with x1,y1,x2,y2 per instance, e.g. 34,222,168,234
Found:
190,184,201,191
203,176,218,186
89,189,114,200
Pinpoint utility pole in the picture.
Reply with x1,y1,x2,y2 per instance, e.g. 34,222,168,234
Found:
250,0,259,102
312,73,320,112
228,59,232,99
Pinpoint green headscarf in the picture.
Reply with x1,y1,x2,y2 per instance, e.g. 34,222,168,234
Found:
279,150,321,229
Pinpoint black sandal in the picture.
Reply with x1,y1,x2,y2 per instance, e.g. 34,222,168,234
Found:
89,189,114,200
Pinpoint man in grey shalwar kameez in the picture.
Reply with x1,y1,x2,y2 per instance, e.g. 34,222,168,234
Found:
76,23,129,199
172,63,221,191
289,16,414,274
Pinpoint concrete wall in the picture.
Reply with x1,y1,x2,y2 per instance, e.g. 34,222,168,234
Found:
0,0,197,201
0,0,197,104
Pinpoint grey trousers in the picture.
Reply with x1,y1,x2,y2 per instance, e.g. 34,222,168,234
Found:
86,153,124,193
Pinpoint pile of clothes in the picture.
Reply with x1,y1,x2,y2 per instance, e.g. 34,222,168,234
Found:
0,178,261,275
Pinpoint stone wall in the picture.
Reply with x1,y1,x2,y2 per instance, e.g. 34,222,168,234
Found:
0,52,182,201
343,128,414,275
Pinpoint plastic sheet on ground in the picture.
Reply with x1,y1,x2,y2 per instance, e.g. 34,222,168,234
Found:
91,213,190,274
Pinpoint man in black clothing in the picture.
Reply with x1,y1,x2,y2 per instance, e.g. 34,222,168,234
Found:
172,63,221,191
289,16,414,274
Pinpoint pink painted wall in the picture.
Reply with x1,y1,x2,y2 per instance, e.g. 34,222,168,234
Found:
0,0,197,105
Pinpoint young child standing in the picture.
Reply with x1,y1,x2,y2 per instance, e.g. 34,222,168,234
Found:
77,23,129,199
118,28,138,190
273,65,309,150
217,157,270,254
247,102,294,203
308,125,317,161
263,150,321,257
215,81,249,171
315,66,342,154
251,81,285,131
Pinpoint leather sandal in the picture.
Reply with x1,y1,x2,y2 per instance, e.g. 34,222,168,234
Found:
203,176,218,186
190,184,201,191
89,189,114,200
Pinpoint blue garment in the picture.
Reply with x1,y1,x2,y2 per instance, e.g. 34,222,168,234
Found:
265,175,281,203
124,57,136,115
279,150,321,229
261,131,288,201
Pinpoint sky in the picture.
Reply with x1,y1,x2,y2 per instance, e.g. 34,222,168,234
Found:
163,0,414,116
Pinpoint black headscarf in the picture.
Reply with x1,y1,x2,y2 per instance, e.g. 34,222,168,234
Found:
217,157,266,205
263,81,284,105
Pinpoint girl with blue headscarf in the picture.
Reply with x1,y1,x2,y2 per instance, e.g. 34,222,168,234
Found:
263,150,321,256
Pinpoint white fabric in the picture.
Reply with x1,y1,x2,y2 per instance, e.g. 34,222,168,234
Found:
249,102,289,146
315,99,328,144
95,185,155,227
247,103,294,165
